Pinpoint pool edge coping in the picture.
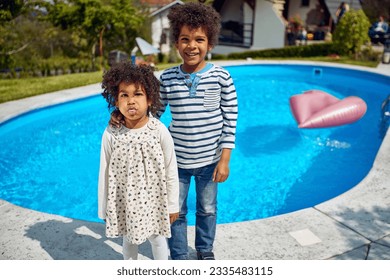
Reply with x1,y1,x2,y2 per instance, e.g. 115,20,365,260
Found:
1,60,389,260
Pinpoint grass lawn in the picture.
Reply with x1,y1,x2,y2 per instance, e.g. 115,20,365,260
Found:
0,58,378,104
0,71,104,104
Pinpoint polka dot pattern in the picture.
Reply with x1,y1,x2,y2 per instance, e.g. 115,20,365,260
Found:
105,118,170,245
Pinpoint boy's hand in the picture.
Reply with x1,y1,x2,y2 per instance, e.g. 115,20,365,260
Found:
109,110,124,127
213,160,229,182
213,148,231,183
169,212,179,224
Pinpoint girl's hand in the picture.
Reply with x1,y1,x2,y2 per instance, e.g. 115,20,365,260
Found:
109,110,124,128
169,212,179,224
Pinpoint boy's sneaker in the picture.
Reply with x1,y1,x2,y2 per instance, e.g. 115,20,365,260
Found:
197,252,215,260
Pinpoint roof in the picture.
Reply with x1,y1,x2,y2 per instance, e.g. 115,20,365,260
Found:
141,0,175,6
149,0,184,17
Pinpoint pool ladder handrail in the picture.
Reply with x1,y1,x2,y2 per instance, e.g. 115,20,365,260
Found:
379,94,390,138
382,94,390,117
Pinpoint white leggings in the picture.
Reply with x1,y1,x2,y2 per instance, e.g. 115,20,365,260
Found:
122,235,168,260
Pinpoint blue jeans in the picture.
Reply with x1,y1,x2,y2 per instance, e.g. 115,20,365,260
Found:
168,163,218,260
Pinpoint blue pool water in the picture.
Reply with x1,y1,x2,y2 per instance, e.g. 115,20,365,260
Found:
0,64,389,225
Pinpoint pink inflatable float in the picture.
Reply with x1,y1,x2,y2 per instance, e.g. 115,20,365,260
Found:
289,90,367,128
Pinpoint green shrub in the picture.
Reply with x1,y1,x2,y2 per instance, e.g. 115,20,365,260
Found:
227,43,337,59
360,47,382,62
332,9,371,58
210,53,228,60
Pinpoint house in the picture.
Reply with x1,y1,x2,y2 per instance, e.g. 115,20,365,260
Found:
146,0,363,56
212,0,362,55
148,0,184,55
140,0,176,12
283,0,362,40
212,0,286,54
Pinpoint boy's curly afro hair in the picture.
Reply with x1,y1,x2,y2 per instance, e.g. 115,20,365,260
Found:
101,62,161,116
167,2,221,46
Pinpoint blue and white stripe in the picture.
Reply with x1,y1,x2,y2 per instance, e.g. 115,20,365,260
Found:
157,64,238,169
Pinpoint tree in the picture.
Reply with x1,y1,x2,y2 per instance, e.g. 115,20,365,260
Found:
332,9,371,59
0,1,35,70
0,0,25,23
104,0,144,54
42,0,144,69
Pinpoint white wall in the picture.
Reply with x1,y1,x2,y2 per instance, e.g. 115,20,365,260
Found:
156,0,286,56
251,0,285,50
151,11,171,54
212,45,251,55
288,0,318,24
243,1,253,46
214,0,285,54
219,0,243,22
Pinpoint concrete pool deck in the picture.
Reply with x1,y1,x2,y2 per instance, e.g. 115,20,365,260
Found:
0,60,389,260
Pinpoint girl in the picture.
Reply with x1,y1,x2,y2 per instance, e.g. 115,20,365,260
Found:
98,62,179,260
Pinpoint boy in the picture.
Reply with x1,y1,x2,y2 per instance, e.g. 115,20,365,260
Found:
160,2,238,260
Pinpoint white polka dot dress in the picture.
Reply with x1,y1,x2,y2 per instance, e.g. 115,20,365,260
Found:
104,118,171,245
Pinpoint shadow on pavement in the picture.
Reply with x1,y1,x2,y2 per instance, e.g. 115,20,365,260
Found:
24,219,154,260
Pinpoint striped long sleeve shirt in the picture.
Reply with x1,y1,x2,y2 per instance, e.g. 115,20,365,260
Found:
157,64,238,169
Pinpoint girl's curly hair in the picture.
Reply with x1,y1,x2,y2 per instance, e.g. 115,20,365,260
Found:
167,2,221,46
101,62,161,116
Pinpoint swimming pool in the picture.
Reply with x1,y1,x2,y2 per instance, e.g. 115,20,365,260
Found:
0,64,389,225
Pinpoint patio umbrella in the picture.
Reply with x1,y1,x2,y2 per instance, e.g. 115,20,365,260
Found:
135,37,160,55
